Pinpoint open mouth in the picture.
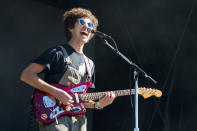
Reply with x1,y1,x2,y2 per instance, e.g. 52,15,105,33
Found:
80,31,88,37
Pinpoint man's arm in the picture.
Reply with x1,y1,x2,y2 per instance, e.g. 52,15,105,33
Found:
20,63,73,106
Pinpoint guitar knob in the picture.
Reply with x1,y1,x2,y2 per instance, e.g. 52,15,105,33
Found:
67,81,71,86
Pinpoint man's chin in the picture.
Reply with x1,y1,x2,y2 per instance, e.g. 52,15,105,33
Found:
80,38,89,44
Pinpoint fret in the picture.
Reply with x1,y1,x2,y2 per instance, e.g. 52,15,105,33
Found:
113,89,134,97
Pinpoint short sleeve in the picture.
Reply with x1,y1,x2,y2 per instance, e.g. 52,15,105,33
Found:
33,47,59,72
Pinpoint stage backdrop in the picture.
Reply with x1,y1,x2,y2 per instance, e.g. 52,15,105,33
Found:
1,0,197,131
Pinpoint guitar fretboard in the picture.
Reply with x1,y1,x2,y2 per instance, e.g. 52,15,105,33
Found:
79,89,135,101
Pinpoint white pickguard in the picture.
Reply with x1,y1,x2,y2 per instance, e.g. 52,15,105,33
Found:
50,106,64,119
70,85,87,93
49,106,83,119
43,96,56,108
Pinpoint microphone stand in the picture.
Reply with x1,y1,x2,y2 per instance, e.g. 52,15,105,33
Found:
102,38,157,131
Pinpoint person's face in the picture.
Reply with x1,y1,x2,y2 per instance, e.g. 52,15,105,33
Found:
69,17,94,44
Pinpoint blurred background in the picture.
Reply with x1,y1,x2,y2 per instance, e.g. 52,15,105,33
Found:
1,0,197,130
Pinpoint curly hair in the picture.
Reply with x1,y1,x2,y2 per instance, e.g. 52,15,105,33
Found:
63,8,99,41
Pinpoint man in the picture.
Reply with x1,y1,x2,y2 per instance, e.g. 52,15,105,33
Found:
20,8,115,131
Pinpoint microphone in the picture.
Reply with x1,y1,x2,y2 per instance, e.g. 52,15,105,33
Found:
87,28,110,38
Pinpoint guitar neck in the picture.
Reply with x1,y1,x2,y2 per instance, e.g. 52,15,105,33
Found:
79,89,135,101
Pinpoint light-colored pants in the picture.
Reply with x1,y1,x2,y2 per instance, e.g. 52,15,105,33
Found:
39,115,87,131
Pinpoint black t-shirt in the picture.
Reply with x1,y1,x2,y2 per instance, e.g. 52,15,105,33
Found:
33,44,95,88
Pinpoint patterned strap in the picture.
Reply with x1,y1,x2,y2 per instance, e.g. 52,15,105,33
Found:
83,54,92,78
59,45,72,65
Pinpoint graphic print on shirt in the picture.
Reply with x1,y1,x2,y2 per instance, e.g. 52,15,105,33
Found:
77,63,86,76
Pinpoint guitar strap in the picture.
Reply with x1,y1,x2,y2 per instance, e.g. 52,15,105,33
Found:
83,54,92,78
58,45,72,65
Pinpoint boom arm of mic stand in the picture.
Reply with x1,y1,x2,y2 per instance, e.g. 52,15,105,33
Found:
103,39,157,84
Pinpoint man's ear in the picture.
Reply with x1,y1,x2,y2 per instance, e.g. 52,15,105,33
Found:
68,28,73,33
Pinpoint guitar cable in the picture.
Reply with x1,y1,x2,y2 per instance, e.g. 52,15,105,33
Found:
129,67,134,130
129,67,133,109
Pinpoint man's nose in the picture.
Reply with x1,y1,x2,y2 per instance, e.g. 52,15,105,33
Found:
83,23,89,28
81,24,89,31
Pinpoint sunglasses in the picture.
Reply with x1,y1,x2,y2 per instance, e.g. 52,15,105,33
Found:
79,19,94,29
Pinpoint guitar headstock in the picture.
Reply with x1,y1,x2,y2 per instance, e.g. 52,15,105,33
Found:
138,87,162,99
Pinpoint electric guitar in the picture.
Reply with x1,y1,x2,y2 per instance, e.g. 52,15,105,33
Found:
33,82,162,124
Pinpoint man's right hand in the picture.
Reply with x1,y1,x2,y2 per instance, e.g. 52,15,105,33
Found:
53,89,74,106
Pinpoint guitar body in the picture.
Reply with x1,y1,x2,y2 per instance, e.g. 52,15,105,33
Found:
33,82,92,124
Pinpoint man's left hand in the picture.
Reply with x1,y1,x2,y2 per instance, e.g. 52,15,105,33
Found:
97,92,116,108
